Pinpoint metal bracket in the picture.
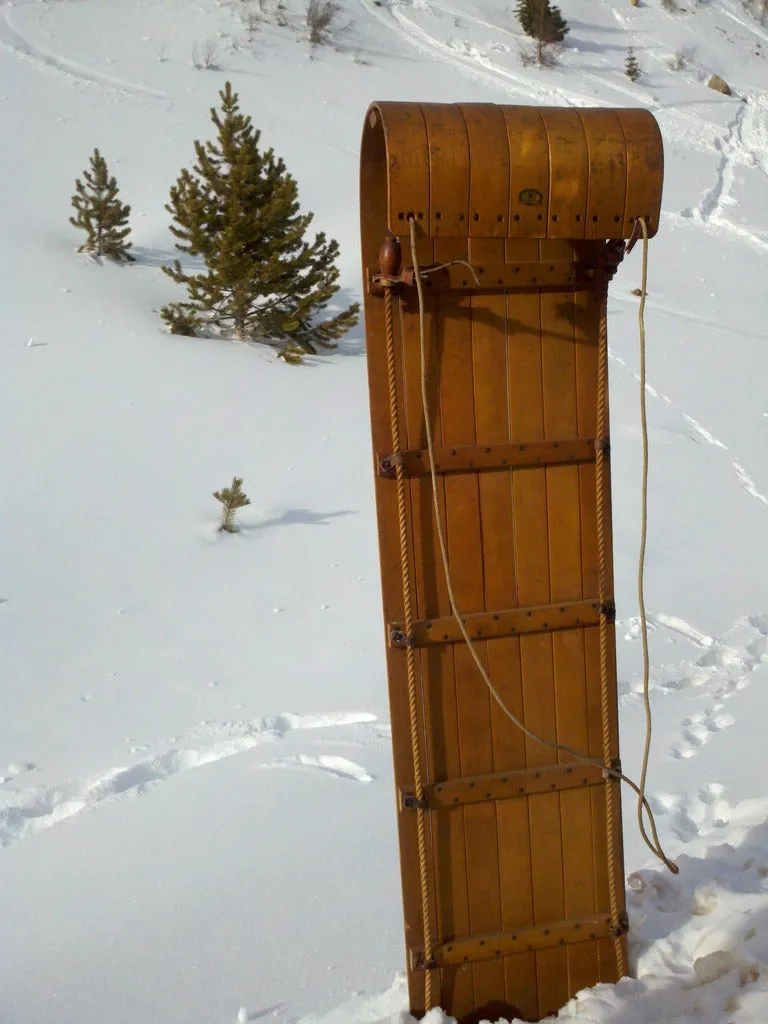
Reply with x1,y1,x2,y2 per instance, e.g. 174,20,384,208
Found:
594,436,611,456
582,239,626,292
401,790,429,811
379,452,404,475
603,757,623,782
597,600,616,623
390,626,416,648
611,911,630,938
411,950,438,972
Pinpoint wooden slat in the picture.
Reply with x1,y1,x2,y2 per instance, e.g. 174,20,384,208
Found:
420,102,476,1017
360,104,434,1018
464,227,508,1014
578,111,628,241
369,102,430,241
378,437,596,477
504,107,549,238
617,109,664,238
435,252,486,1021
506,234,553,1021
436,913,618,966
542,246,601,1000
541,110,588,240
461,103,510,240
462,99,534,1019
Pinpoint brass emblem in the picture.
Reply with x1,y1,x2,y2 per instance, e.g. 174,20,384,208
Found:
518,188,543,206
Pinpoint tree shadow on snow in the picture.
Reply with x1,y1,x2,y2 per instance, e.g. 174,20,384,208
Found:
131,246,201,272
243,509,357,532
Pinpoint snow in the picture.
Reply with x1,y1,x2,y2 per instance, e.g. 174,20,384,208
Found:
1,0,767,1021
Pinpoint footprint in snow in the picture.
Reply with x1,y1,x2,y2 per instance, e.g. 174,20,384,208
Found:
650,782,732,842
258,754,374,784
671,704,735,759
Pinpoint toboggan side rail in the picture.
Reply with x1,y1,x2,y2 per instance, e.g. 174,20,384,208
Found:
359,102,663,1022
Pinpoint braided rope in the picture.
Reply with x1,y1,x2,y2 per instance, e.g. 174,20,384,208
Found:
595,293,628,979
383,282,435,1011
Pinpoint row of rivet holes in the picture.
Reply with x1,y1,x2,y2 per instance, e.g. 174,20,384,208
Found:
398,211,652,224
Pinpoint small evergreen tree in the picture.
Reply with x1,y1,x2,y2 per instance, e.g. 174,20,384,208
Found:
70,149,134,261
161,82,359,363
516,0,569,43
214,477,251,532
625,46,641,81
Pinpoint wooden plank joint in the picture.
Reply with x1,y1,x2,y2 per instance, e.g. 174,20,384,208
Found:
390,598,600,648
378,438,597,477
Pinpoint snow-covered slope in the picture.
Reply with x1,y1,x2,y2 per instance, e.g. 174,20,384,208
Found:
1,0,767,1021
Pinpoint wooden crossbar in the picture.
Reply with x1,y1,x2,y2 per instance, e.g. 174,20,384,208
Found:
368,260,596,293
427,913,626,968
378,438,598,477
402,762,607,810
390,598,601,648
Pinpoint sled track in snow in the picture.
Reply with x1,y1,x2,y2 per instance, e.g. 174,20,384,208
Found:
677,97,768,255
609,345,768,515
355,0,599,107
0,711,381,849
0,1,167,99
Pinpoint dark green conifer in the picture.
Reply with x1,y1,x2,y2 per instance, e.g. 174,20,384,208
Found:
625,47,641,82
516,0,569,43
70,148,134,261
161,82,359,363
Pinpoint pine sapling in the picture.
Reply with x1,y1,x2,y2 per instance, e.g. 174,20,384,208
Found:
70,149,134,261
625,47,641,81
214,477,251,532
